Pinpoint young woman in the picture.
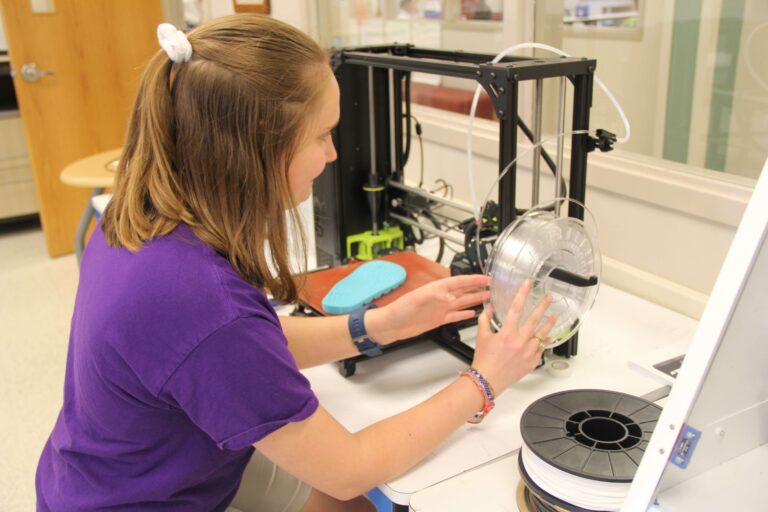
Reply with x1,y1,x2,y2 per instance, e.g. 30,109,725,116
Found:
36,14,555,512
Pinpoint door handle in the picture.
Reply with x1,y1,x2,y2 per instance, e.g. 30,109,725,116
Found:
16,63,55,82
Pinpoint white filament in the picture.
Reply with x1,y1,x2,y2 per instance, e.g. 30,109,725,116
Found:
521,444,631,511
479,131,589,214
472,130,588,273
466,42,631,221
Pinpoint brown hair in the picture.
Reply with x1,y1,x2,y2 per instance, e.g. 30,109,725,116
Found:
102,14,329,302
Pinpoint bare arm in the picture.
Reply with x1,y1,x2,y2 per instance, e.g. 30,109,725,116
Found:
258,281,556,500
254,377,482,501
279,313,388,368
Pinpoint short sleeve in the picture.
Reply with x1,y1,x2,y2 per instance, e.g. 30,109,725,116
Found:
160,314,319,450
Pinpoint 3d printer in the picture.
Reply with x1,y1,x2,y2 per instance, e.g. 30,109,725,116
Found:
302,44,614,376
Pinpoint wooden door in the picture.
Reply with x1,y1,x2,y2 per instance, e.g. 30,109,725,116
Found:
0,1,163,256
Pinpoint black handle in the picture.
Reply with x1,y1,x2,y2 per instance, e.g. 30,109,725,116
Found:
549,267,598,287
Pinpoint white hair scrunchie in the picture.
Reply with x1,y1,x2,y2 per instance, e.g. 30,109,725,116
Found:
157,23,192,63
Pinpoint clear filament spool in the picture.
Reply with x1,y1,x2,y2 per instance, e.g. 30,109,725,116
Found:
485,198,601,348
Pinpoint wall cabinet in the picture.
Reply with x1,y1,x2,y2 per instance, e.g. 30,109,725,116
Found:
0,53,37,221
0,111,37,220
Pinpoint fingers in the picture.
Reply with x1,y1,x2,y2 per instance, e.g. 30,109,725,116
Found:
526,315,558,356
493,279,555,357
419,275,488,304
539,314,557,336
441,274,490,293
476,309,492,340
439,275,490,309
500,279,533,336
527,336,546,358
445,308,478,324
451,290,491,309
521,292,553,335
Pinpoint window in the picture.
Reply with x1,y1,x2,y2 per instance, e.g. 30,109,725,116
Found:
315,0,506,118
315,0,768,180
563,0,639,28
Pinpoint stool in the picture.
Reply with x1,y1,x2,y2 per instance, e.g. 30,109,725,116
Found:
59,148,120,265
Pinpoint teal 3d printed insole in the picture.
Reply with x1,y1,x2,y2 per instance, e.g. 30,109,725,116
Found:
322,260,407,314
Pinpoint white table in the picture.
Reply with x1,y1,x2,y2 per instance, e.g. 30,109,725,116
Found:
301,285,698,509
408,435,768,511
408,450,522,511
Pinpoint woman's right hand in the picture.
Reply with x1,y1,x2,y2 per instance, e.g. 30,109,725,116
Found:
471,279,556,394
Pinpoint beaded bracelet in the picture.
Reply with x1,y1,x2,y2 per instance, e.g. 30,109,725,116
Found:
460,368,496,424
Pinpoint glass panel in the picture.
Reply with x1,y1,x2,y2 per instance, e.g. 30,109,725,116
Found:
315,0,503,113
315,0,503,49
544,0,767,179
458,0,503,21
563,0,640,28
397,0,443,20
314,0,768,180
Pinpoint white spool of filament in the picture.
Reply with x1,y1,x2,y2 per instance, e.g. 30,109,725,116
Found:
521,445,630,510
519,389,662,511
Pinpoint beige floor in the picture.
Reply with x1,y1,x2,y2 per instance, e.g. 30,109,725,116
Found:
0,223,79,511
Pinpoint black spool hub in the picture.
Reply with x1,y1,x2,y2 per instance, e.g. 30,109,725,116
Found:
517,456,596,512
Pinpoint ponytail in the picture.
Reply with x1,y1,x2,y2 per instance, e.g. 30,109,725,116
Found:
101,14,329,303
103,52,191,249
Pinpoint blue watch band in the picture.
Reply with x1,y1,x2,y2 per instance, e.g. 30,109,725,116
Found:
348,304,383,357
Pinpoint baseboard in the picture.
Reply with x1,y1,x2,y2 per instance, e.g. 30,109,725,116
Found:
602,256,708,320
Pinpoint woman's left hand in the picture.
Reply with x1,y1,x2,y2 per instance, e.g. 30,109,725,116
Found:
365,274,491,345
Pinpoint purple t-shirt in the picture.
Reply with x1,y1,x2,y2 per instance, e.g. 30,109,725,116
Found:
36,224,318,511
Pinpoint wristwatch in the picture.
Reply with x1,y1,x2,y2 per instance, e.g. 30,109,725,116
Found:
348,304,383,357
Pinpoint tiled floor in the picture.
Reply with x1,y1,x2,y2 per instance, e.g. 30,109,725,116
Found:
0,219,79,511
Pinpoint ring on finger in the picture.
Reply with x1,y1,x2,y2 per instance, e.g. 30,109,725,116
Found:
533,335,547,351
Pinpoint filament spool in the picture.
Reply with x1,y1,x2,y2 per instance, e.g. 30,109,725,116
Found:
485,198,600,348
516,479,573,512
518,389,661,511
